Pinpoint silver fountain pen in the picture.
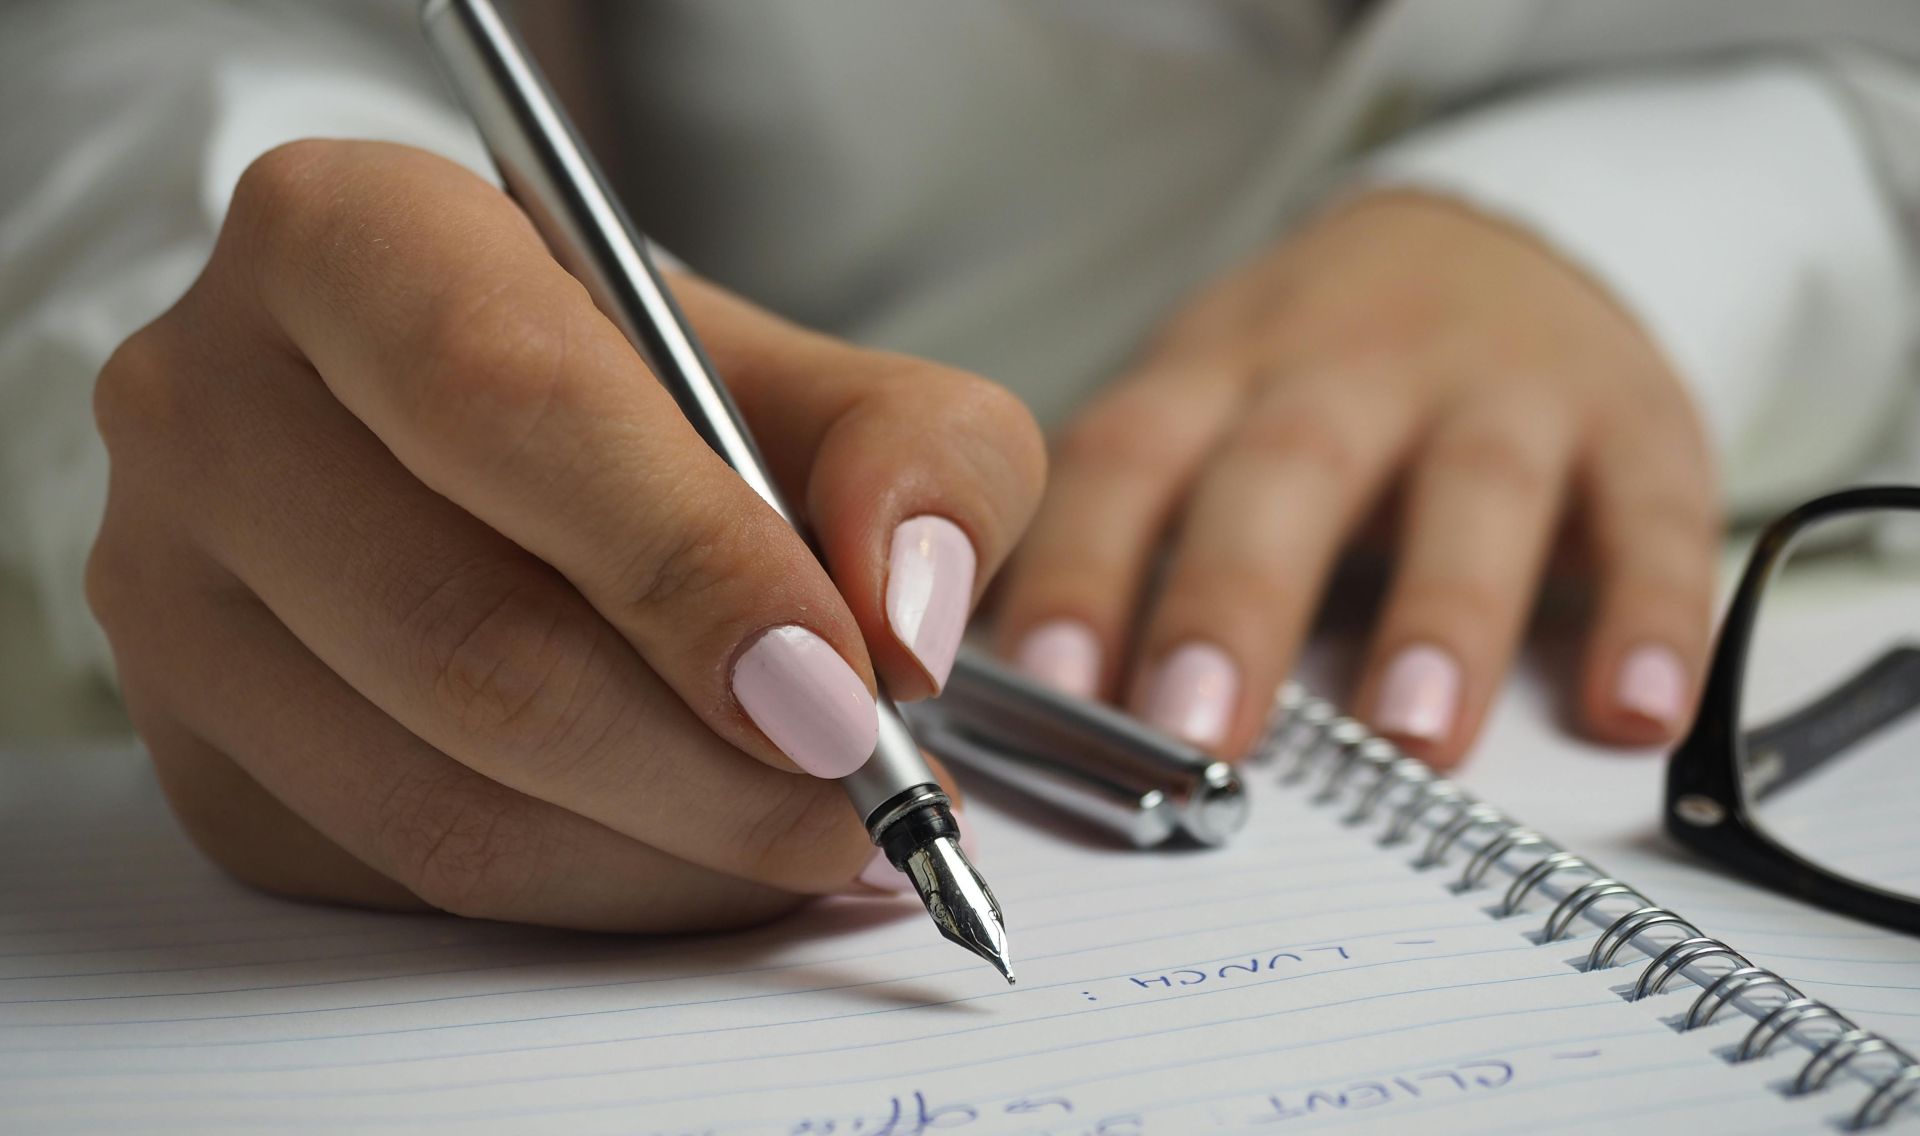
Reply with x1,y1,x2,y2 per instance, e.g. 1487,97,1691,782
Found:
419,0,1011,982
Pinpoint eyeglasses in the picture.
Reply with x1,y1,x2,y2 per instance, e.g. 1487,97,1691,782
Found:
1667,486,1920,936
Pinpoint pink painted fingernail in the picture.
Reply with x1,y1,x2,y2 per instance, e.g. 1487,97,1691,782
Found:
1141,641,1240,747
732,626,877,779
1013,618,1101,698
886,515,976,693
1616,643,1687,727
1373,643,1461,744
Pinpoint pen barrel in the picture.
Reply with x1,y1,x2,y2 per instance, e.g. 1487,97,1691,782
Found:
420,0,944,838
419,0,791,520
927,650,1249,845
908,708,1179,848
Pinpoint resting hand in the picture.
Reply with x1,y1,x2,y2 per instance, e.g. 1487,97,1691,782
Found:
995,190,1717,767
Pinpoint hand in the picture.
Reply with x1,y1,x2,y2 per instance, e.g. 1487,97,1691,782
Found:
87,141,1044,931
994,190,1717,768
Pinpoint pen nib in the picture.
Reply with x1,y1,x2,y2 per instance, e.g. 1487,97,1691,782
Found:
903,835,1015,984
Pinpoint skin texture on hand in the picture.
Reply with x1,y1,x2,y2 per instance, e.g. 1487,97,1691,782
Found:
87,140,1045,932
993,190,1720,769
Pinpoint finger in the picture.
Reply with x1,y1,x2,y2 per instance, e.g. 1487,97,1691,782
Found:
671,277,1047,698
1575,411,1719,745
117,583,823,931
127,707,423,912
1354,387,1580,768
990,359,1248,699
218,140,876,779
1128,370,1421,754
96,325,881,897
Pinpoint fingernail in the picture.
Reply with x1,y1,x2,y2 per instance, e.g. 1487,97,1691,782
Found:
855,846,911,893
1373,643,1461,744
1616,643,1687,728
886,515,976,693
732,626,877,779
1013,618,1101,698
1142,641,1240,747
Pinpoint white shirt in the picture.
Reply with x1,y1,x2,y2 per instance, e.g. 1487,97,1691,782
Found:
1,0,1917,739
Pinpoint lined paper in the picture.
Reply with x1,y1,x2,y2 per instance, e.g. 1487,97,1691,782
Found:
3,744,1891,1135
1444,579,1920,1068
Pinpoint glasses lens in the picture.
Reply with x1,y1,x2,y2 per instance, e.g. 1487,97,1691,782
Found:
1740,506,1920,900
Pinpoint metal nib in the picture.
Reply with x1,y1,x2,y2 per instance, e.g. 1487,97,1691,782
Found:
903,834,1015,984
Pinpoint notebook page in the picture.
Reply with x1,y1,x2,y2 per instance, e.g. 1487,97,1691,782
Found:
2,747,1850,1135
1451,585,1920,1062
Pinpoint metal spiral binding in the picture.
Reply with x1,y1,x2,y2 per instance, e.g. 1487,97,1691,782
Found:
1739,999,1853,1062
1500,852,1590,918
1587,907,1699,972
1460,828,1547,892
1631,938,1748,1001
1795,1031,1907,1097
1860,1067,1920,1129
1418,802,1508,870
1288,717,1367,787
1543,879,1649,941
1684,967,1797,1030
1314,728,1381,803
1381,780,1465,847
1260,684,1920,1129
1346,744,1427,826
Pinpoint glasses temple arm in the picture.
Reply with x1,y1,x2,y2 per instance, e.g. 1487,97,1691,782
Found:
1742,643,1920,801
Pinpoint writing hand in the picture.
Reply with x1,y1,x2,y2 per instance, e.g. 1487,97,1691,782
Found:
87,141,1044,929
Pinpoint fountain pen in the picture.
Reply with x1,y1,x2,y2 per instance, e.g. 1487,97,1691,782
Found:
419,0,1012,982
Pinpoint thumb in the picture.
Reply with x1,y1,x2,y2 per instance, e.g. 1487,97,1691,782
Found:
676,276,1048,700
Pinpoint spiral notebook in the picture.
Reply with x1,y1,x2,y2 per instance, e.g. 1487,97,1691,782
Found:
3,687,1918,1134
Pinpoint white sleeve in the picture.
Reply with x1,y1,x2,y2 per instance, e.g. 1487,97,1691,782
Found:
1357,57,1919,519
0,0,488,682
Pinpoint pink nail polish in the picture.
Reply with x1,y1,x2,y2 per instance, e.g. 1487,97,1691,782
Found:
855,846,911,893
886,515,976,693
1142,641,1239,747
731,625,877,779
1373,643,1461,744
1616,644,1687,727
1013,619,1101,699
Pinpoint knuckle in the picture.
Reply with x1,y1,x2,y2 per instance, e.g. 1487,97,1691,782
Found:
1056,389,1195,478
1427,428,1556,502
227,139,343,245
93,323,188,453
1591,486,1720,582
1226,400,1369,487
1169,558,1298,626
406,280,576,467
610,503,735,625
376,768,545,918
406,560,615,760
83,532,131,635
1395,573,1510,632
